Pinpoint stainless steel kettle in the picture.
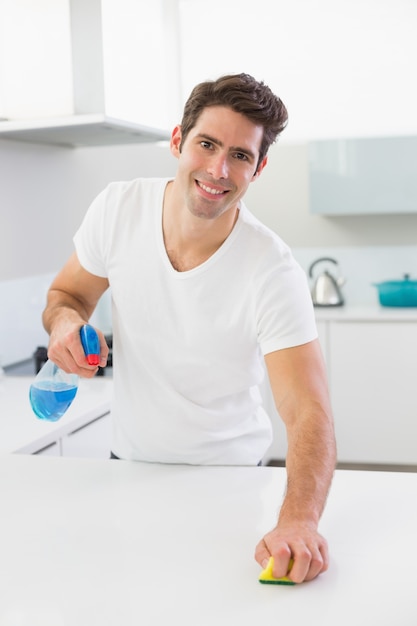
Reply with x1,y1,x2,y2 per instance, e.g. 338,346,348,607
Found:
309,257,345,307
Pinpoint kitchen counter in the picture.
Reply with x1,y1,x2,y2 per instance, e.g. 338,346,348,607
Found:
0,454,415,625
0,375,112,453
314,304,417,321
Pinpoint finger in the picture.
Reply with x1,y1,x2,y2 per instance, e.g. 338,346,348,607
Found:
318,538,329,572
278,544,310,583
254,539,271,569
97,332,110,367
265,537,315,583
305,549,326,581
290,540,329,583
255,538,293,577
49,341,97,377
270,545,293,579
307,539,329,578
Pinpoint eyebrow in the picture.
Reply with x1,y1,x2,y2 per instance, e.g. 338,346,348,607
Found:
196,133,257,161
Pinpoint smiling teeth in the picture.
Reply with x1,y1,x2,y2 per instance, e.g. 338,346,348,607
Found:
199,182,224,195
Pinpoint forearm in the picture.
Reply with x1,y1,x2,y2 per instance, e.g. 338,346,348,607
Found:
257,342,336,582
255,407,336,582
264,341,336,528
279,409,336,529
42,252,109,338
42,288,92,336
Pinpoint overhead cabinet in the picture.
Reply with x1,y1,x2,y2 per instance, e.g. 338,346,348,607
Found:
308,135,417,215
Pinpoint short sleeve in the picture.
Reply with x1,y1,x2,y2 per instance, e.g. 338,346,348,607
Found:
73,185,115,278
256,256,317,355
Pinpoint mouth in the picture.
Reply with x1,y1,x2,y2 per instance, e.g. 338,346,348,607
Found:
196,180,229,197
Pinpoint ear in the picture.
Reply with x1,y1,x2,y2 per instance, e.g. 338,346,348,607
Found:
170,125,182,158
252,156,268,180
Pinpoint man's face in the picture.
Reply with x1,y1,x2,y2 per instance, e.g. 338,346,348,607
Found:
170,106,267,221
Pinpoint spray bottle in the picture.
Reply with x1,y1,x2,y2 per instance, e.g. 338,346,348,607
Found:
29,325,100,422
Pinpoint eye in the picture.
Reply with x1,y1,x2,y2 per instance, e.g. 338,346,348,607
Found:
234,152,249,161
200,140,213,150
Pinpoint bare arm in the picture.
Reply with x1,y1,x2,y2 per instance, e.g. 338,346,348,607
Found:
42,252,110,377
255,338,336,583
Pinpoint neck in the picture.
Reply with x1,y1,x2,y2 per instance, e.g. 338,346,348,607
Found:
162,181,239,272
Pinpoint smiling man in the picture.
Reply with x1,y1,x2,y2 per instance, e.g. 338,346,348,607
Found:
163,106,266,270
42,73,336,584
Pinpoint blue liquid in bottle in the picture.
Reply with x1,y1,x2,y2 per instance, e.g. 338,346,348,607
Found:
29,381,78,422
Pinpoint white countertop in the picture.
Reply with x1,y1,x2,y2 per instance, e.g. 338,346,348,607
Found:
0,454,415,625
314,304,417,321
0,375,112,453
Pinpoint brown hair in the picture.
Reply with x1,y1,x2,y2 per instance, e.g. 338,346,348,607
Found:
179,73,288,170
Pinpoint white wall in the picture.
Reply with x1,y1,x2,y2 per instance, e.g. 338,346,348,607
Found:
178,0,417,141
0,139,176,281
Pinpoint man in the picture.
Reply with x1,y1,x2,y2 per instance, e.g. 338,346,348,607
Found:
42,73,336,583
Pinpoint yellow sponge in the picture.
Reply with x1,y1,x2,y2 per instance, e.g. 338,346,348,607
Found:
258,556,296,585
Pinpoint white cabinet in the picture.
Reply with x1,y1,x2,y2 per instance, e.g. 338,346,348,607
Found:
30,413,111,458
60,413,111,459
329,321,417,465
266,313,417,467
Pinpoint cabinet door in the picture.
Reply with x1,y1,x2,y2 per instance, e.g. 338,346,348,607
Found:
308,136,417,215
61,413,111,459
329,321,417,464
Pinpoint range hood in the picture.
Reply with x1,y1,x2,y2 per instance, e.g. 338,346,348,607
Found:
0,115,170,148
0,0,171,148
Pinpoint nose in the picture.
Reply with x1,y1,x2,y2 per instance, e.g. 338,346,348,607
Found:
207,153,229,179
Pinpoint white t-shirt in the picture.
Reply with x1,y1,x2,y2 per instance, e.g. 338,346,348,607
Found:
74,178,317,465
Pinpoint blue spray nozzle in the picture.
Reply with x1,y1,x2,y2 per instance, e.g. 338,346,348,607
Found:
80,324,100,365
